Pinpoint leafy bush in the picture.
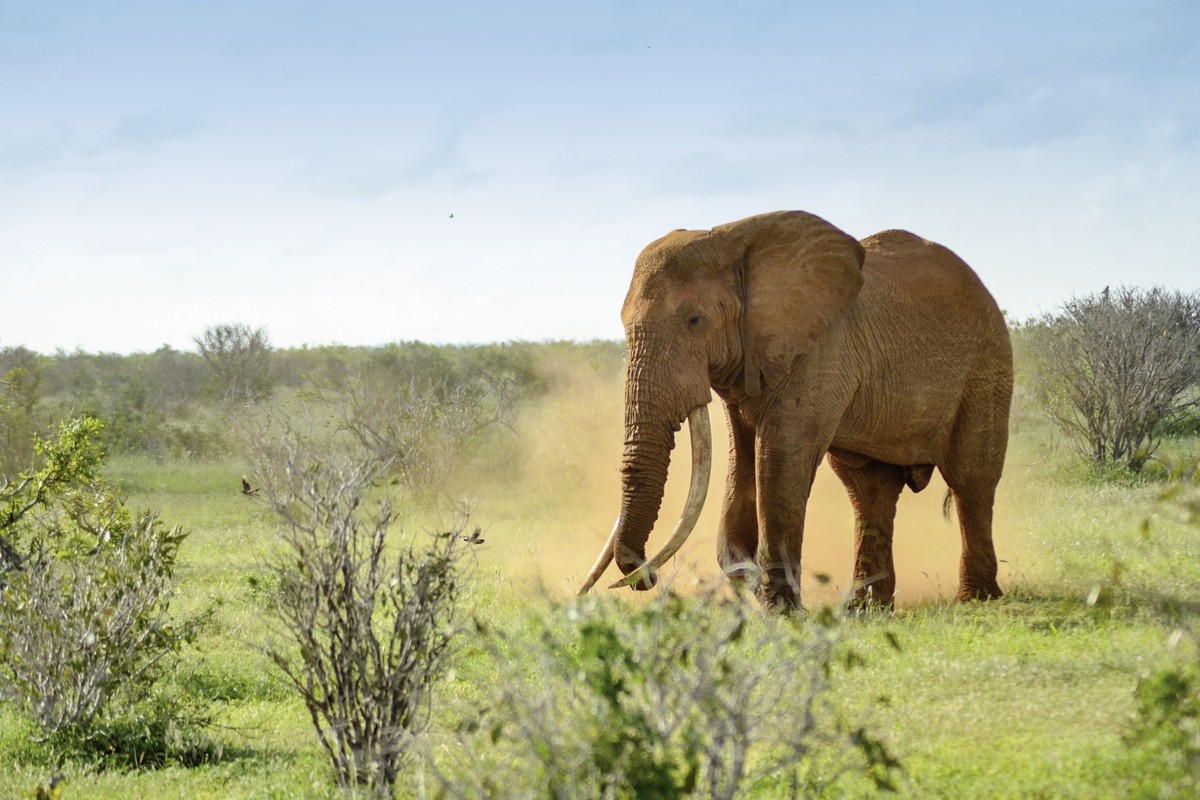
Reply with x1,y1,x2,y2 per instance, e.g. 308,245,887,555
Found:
0,353,47,477
1025,286,1200,470
10,339,616,464
100,377,228,461
0,508,188,736
1127,642,1200,797
1156,403,1200,439
0,415,206,766
26,346,226,462
435,587,901,799
1121,457,1200,796
1,416,120,572
255,425,470,795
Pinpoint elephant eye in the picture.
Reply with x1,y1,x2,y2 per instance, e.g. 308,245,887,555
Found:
686,313,702,331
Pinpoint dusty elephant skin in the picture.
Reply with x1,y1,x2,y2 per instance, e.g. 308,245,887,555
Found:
579,210,1013,612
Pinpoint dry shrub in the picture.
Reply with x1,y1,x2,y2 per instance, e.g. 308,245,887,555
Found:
194,322,273,404
1026,286,1200,470
251,415,471,795
278,358,522,502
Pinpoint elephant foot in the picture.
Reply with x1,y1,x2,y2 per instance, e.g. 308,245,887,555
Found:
850,573,896,612
759,593,803,615
956,581,1002,602
756,573,802,614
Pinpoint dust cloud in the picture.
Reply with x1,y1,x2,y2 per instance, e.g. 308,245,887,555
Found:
477,357,1015,608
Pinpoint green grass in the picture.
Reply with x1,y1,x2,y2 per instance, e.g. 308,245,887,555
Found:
2,420,1198,799
828,600,1164,798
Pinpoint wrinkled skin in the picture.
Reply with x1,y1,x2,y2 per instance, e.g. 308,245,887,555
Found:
586,210,1013,611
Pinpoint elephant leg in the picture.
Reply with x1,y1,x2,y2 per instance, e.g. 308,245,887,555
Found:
828,453,905,609
717,405,758,582
753,430,827,613
942,395,1008,601
947,484,1002,600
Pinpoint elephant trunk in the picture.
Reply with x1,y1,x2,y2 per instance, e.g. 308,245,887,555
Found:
576,404,712,594
577,409,672,594
615,403,712,589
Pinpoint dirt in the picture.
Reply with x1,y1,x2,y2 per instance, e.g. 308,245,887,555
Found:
488,363,1016,609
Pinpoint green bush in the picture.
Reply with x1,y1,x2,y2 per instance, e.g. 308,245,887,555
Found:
0,415,209,767
435,588,901,799
0,513,189,736
1126,638,1200,797
1122,456,1200,796
1,416,117,570
0,355,48,477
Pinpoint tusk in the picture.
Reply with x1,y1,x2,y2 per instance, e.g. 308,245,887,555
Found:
577,515,621,595
609,403,712,589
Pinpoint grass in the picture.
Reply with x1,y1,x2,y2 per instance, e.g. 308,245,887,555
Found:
2,405,1197,798
830,600,1163,798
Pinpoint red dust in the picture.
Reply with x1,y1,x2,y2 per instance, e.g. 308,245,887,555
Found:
482,361,1016,609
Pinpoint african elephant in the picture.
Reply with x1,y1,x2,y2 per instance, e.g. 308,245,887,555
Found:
578,210,1012,611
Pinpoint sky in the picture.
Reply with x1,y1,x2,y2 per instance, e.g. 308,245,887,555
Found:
1,0,1197,354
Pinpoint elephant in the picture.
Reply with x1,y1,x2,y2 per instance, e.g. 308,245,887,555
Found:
578,210,1013,611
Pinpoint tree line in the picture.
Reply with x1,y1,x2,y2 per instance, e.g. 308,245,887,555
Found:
6,289,1200,476
0,328,625,466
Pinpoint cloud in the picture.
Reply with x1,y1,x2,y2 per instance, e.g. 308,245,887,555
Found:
297,117,492,200
82,111,204,163
0,130,70,183
0,111,203,193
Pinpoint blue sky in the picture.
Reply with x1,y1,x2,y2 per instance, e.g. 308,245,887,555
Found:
2,1,1197,353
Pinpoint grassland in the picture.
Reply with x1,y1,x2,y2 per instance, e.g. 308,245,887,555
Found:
1,361,1197,799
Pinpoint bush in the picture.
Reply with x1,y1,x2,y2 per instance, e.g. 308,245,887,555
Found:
289,356,521,497
1025,286,1200,470
100,375,228,461
1,416,119,572
1121,456,1200,796
0,511,190,736
0,353,47,477
0,415,205,766
255,425,470,795
1127,643,1200,796
194,322,273,404
434,587,901,799
28,346,224,462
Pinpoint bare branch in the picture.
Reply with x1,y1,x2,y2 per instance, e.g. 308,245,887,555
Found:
1027,286,1200,470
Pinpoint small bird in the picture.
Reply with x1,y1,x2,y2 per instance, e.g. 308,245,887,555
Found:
241,476,260,496
461,527,485,545
1101,285,1110,302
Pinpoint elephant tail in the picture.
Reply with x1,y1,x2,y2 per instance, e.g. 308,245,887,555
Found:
942,488,955,521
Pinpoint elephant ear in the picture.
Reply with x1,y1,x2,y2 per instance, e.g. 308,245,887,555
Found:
716,211,866,396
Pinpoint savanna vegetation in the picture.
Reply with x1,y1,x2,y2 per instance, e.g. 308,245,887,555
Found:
1,297,1198,799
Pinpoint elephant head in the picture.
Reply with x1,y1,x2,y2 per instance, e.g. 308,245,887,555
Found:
579,211,866,594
